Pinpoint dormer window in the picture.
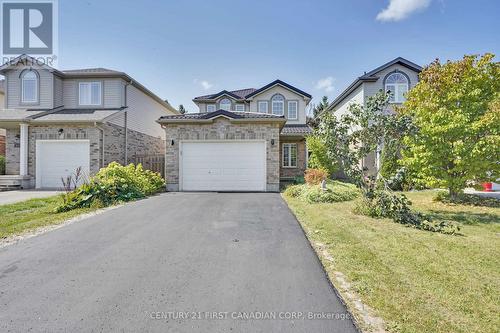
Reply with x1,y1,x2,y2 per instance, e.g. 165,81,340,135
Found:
79,82,102,106
21,70,38,103
385,72,409,103
271,94,285,116
219,98,231,111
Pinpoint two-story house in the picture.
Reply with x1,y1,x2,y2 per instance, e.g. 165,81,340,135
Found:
157,79,312,192
327,57,422,173
0,54,177,189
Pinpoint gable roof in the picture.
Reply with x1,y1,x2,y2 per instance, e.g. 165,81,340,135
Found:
327,57,422,112
0,54,178,114
157,109,286,124
193,79,311,102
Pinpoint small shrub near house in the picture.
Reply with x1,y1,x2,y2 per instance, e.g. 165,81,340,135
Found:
0,155,5,175
56,162,164,212
304,168,328,185
284,180,359,204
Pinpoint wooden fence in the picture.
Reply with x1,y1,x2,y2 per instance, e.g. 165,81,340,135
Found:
131,154,165,178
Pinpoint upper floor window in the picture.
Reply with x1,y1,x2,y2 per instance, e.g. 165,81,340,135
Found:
271,94,284,115
235,104,245,112
287,101,298,120
385,72,408,103
219,98,231,111
21,70,38,103
258,101,268,113
79,82,102,106
206,104,216,112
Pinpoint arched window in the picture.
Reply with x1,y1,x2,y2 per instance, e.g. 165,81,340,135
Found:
385,72,408,103
219,98,231,111
271,94,284,115
21,70,38,103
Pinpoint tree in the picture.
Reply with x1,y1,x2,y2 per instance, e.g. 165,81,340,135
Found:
307,96,329,128
400,54,500,199
178,104,186,114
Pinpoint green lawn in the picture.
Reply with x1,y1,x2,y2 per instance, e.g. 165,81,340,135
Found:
0,195,96,239
283,190,500,333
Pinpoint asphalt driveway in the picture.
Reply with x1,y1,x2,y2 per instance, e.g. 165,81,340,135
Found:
0,193,357,332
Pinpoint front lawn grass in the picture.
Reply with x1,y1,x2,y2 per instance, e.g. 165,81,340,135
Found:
283,190,500,333
0,195,96,239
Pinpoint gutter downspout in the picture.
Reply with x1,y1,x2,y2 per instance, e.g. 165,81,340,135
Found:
124,80,132,164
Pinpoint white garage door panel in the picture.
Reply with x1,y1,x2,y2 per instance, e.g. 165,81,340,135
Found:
181,141,266,191
36,140,90,189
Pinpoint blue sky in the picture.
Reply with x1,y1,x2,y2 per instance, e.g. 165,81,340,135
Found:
58,0,499,112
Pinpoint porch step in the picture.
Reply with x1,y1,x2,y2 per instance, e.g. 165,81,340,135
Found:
0,175,33,190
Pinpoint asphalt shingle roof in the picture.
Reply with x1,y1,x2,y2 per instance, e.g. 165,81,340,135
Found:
194,88,256,100
158,110,285,121
280,124,313,135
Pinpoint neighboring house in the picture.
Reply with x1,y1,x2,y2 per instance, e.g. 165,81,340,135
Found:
0,80,5,156
327,57,422,173
0,55,177,189
158,79,312,192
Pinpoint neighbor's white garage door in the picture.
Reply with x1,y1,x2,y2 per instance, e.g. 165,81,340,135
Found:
36,140,90,189
180,141,266,191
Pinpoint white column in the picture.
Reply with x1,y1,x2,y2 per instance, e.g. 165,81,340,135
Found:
19,123,29,176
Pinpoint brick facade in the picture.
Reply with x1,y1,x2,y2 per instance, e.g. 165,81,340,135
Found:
279,139,307,179
4,123,164,186
163,118,281,192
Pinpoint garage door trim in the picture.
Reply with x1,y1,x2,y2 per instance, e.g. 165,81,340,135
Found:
35,139,91,189
179,140,267,192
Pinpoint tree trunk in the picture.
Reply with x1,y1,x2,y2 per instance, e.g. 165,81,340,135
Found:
449,188,460,201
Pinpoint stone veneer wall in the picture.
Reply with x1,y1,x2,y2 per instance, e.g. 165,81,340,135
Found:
163,118,281,192
280,139,307,179
5,128,20,175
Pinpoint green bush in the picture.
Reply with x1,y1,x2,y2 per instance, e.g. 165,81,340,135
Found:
355,190,460,235
0,155,5,175
306,136,337,175
56,162,164,212
284,180,359,204
434,190,500,208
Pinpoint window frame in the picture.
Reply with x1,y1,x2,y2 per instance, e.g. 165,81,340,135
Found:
271,94,285,116
21,70,39,104
282,143,298,168
206,104,216,112
219,98,231,111
78,81,102,106
234,104,245,112
287,100,298,120
258,101,268,113
384,72,409,104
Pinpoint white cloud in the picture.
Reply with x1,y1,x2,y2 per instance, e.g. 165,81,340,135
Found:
193,78,213,90
376,0,431,22
315,77,335,93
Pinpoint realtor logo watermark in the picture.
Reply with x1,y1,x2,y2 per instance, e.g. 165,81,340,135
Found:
1,0,58,65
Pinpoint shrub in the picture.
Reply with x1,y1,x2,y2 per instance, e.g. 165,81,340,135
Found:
56,162,164,212
355,190,460,235
293,175,305,185
0,155,5,175
434,190,500,208
284,180,359,204
306,136,337,174
304,168,328,185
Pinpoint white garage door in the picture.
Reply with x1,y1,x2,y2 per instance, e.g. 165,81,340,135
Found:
180,141,266,191
36,140,90,189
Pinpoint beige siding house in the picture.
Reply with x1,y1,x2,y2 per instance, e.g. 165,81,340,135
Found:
159,80,312,192
327,57,422,173
0,55,177,189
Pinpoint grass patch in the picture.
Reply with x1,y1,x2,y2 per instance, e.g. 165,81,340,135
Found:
0,195,97,239
283,190,500,333
283,180,359,203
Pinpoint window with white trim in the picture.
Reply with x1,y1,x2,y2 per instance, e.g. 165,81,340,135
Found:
287,101,298,120
271,94,284,115
79,82,102,106
219,98,231,111
258,101,268,113
283,143,297,168
385,73,408,103
235,104,245,112
21,71,38,103
206,104,216,112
